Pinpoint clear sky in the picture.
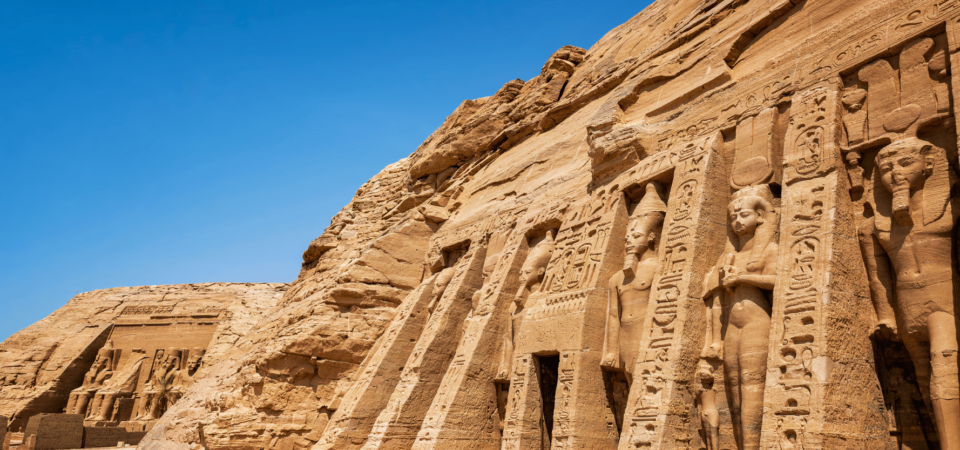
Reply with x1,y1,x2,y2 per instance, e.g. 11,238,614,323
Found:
0,1,651,341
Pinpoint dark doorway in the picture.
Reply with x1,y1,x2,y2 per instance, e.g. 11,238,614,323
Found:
536,354,560,443
603,370,629,436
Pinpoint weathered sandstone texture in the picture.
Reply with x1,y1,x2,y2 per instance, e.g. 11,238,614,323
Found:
12,0,960,448
0,283,286,433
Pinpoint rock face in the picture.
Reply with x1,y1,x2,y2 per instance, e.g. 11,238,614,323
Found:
11,0,960,449
0,283,286,432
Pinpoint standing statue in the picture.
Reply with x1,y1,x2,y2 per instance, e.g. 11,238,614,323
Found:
601,181,666,379
859,127,960,448
425,267,456,314
696,361,720,450
702,184,779,450
496,228,556,381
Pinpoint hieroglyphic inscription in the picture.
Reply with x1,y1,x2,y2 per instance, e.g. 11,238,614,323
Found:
805,0,960,84
120,306,175,316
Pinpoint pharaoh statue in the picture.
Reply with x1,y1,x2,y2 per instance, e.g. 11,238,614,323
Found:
496,228,556,381
169,349,205,405
601,181,666,379
87,349,148,422
137,348,182,421
702,184,779,450
696,361,720,450
425,267,456,314
174,349,205,390
65,341,115,416
859,111,960,449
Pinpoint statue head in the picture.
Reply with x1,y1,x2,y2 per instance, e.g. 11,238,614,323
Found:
876,138,949,226
187,349,204,373
164,349,182,370
516,229,557,306
624,182,667,273
431,267,456,303
95,340,115,370
728,185,775,238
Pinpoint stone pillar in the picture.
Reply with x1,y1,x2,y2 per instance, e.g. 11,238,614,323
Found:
361,241,488,450
314,276,441,450
503,186,630,450
618,132,729,449
500,355,547,450
758,82,888,448
412,230,530,450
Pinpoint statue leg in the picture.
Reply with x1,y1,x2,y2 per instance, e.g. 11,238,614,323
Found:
65,392,78,414
738,317,770,450
87,394,103,420
723,326,743,450
75,392,93,417
96,393,117,421
699,390,720,450
904,337,934,413
929,311,960,450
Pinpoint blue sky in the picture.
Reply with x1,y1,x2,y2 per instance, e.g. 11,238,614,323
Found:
0,1,650,340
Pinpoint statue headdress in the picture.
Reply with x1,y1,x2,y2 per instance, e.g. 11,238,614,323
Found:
872,104,953,231
635,182,667,215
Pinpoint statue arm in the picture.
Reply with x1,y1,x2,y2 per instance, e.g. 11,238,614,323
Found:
858,221,898,336
703,265,722,298
730,244,779,291
601,274,621,369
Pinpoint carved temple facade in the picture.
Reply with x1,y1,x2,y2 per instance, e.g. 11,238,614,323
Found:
310,1,960,449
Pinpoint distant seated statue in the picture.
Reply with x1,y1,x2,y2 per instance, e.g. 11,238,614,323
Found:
87,349,148,422
137,348,181,421
65,341,116,416
170,349,205,401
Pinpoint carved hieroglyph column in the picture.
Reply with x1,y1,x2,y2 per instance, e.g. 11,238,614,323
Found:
315,276,441,450
758,82,888,448
411,229,531,450
618,133,729,449
503,187,629,450
361,241,488,450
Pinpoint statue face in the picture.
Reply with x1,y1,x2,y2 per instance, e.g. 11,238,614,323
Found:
878,146,929,194
431,268,455,300
625,211,664,256
730,201,762,237
517,264,536,288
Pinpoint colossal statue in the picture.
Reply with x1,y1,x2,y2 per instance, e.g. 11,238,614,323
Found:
601,181,666,379
87,349,148,422
859,119,960,449
138,349,181,421
425,267,455,314
703,184,779,450
497,228,556,381
65,341,115,416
